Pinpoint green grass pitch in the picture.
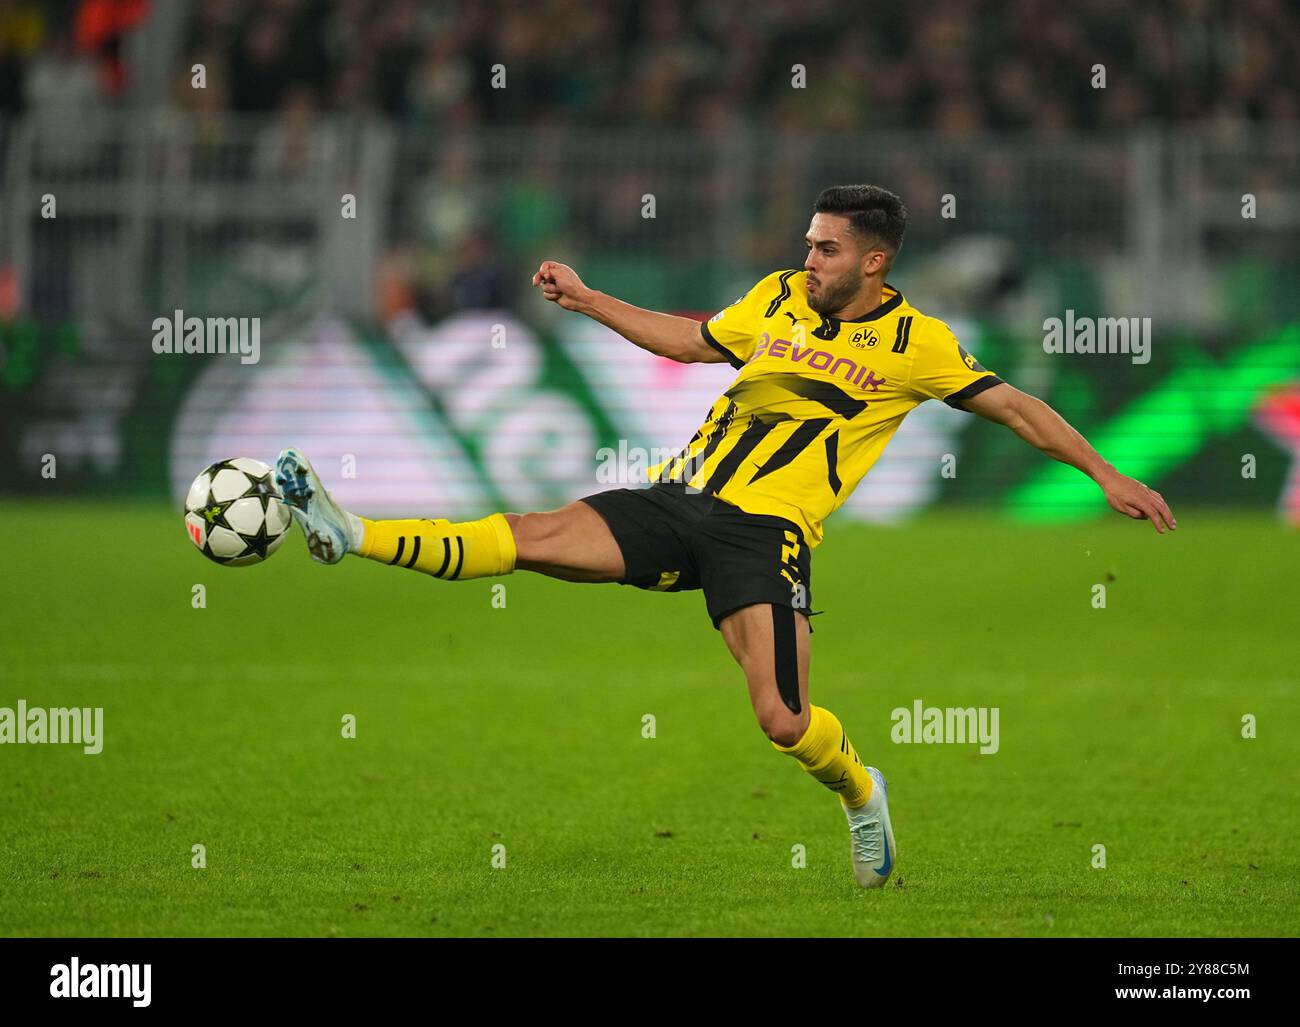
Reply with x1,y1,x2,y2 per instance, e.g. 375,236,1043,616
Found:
2,501,1297,937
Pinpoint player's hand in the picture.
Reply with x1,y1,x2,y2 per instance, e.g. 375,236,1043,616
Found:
1099,471,1177,533
531,260,591,311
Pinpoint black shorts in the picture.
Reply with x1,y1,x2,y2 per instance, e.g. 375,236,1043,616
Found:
579,483,817,630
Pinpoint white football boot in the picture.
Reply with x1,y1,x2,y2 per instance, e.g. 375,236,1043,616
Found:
844,766,897,888
274,448,362,564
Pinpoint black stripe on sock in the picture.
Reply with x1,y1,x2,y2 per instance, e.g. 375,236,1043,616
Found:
404,534,422,569
449,536,465,580
388,537,406,566
435,537,452,577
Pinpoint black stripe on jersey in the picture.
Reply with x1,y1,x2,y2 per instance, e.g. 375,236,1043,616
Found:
841,287,904,323
655,446,686,483
661,406,725,483
678,400,737,482
699,321,745,369
812,316,839,340
404,535,422,569
449,536,465,580
766,373,868,420
763,269,799,318
944,374,1005,410
655,425,702,483
656,448,688,483
435,536,452,577
891,315,913,353
825,430,842,494
749,417,831,484
388,536,406,565
703,416,777,495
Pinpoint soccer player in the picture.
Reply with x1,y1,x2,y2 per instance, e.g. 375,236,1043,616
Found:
275,184,1176,889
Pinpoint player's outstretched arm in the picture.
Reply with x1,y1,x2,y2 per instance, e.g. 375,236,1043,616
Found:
531,260,726,364
962,382,1177,533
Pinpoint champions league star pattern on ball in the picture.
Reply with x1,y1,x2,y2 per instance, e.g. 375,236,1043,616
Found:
184,458,292,566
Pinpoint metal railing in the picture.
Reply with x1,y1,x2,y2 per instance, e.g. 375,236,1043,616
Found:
2,113,1297,330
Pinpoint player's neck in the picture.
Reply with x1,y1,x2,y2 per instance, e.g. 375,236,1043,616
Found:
831,280,886,321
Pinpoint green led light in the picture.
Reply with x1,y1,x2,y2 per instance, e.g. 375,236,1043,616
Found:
1008,324,1300,520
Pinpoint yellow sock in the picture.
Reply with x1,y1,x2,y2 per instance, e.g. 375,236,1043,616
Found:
772,705,873,809
356,514,516,580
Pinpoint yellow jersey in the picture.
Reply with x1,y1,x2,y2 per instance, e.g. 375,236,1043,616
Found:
647,269,1003,546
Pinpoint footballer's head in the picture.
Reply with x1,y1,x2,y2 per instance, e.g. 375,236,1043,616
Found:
805,185,908,315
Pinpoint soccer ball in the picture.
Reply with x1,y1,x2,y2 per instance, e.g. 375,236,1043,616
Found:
184,458,292,566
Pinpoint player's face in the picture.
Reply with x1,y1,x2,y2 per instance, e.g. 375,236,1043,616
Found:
804,214,874,315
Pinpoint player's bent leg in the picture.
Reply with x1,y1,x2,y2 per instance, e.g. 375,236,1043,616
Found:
719,602,896,888
721,604,874,798
719,602,812,746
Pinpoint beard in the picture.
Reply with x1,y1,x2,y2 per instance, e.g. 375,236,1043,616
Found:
806,268,860,315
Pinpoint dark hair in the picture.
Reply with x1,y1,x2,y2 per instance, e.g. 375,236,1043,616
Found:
813,185,908,268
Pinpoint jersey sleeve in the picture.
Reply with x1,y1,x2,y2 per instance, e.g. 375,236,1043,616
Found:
907,318,1005,410
698,272,782,368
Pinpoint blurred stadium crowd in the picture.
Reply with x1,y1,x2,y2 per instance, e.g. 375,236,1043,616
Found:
1,1,1297,516
0,0,1296,131
1,1,1297,332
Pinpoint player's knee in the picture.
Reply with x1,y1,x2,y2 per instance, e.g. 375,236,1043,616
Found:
511,510,560,559
756,701,807,748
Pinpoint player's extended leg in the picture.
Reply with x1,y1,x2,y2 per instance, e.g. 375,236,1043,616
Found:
507,504,625,582
719,603,897,888
274,448,624,583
